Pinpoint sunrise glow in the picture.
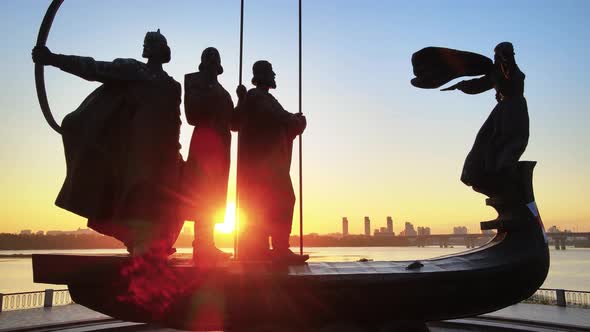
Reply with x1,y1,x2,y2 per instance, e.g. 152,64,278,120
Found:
215,201,236,234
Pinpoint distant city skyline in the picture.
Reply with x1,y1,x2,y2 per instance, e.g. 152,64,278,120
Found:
20,219,583,236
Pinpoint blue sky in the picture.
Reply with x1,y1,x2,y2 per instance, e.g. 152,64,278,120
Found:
1,1,589,234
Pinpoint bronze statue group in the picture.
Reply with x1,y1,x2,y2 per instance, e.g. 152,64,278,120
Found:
32,30,529,266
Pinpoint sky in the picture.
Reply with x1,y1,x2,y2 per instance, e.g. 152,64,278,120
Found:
0,0,589,236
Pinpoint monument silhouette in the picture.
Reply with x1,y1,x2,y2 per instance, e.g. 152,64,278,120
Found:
411,43,529,199
31,1,549,330
32,29,183,258
184,47,233,263
232,60,309,263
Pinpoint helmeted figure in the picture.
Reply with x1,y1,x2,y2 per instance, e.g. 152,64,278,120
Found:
183,47,233,262
233,61,307,261
32,30,184,256
411,42,529,197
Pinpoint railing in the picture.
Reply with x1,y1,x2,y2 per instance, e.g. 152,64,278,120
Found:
1,287,588,312
0,289,73,312
525,288,590,308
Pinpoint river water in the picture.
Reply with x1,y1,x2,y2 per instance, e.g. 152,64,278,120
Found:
1,247,589,293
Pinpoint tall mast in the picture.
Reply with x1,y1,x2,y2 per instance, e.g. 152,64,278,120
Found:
298,0,304,255
234,0,245,259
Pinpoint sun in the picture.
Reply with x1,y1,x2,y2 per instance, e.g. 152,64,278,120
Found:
214,202,236,234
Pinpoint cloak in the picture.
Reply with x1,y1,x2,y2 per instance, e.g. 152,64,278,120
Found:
232,88,305,226
410,47,493,89
53,55,183,247
183,72,233,219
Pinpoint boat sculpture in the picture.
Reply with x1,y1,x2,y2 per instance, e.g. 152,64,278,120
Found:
32,1,549,330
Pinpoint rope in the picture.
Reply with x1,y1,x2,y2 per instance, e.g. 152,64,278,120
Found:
234,0,245,259
298,0,304,255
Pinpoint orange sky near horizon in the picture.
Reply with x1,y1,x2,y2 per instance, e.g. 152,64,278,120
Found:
2,146,587,236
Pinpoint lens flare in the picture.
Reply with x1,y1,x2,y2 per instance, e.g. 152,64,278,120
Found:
215,202,235,234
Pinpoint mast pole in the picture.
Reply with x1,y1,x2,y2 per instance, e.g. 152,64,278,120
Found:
298,0,304,255
234,0,244,259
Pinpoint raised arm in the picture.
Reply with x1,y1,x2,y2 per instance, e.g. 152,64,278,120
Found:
32,46,143,83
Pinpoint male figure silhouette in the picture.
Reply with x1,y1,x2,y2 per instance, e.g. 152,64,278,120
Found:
32,30,184,257
233,61,308,263
184,47,233,262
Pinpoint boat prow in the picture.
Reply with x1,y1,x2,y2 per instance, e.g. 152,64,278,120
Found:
33,161,549,330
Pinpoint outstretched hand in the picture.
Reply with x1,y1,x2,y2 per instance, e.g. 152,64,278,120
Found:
32,46,55,66
294,113,307,132
441,82,460,91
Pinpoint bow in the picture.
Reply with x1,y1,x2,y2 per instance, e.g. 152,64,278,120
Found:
35,0,64,134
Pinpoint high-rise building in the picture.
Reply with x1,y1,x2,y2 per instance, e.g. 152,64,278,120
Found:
364,216,371,236
400,222,417,236
342,217,349,236
386,216,393,233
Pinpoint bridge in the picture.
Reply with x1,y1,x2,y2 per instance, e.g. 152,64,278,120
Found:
545,232,590,250
397,232,590,250
401,234,493,248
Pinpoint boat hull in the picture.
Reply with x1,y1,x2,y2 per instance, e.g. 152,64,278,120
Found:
34,226,548,330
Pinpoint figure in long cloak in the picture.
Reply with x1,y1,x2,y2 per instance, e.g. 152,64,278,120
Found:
232,61,308,262
32,30,184,256
183,47,233,262
411,42,529,198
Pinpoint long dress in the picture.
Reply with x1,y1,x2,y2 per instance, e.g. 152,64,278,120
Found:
52,54,184,251
183,72,233,222
459,65,529,193
231,88,306,251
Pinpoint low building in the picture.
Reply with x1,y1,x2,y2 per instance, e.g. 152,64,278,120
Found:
72,228,95,235
453,226,468,235
417,226,431,236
